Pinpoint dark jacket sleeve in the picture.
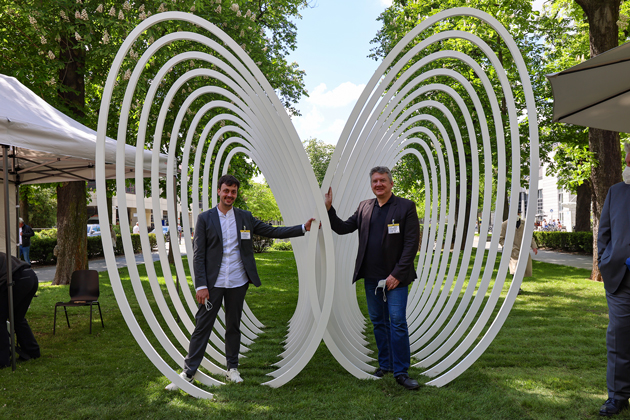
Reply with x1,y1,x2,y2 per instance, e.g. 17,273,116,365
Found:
192,213,208,290
327,205,359,235
390,201,420,282
597,187,612,266
251,216,304,238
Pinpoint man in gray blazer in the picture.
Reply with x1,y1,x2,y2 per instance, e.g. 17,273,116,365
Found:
166,174,315,390
597,145,630,416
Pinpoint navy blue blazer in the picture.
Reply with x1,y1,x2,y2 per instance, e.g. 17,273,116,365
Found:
327,194,420,287
193,207,304,289
598,181,630,293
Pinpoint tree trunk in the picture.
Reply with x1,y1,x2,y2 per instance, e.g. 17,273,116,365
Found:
53,181,88,285
574,0,622,281
19,186,29,226
53,34,88,285
574,181,591,232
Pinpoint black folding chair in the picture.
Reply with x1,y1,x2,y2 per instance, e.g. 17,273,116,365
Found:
53,269,104,334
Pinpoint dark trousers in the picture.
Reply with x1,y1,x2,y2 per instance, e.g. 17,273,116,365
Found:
606,271,630,400
183,283,249,375
0,268,40,367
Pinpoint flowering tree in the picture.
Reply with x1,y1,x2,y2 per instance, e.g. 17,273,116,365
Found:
0,0,309,284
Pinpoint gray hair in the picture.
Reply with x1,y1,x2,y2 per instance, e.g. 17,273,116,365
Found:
369,166,393,183
624,141,630,155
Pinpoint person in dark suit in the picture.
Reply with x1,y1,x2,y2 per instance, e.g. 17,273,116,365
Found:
597,145,630,416
166,174,315,390
0,252,40,368
325,166,420,390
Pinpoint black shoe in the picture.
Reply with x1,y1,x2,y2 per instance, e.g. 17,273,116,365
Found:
374,368,392,378
600,398,629,416
395,374,420,390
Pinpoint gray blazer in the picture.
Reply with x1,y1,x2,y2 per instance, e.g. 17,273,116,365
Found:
598,181,630,294
193,207,304,289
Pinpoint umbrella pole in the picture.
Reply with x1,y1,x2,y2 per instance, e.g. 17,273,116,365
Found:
3,145,16,371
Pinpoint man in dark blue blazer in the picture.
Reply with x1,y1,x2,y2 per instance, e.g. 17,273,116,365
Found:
166,174,315,389
326,166,420,390
597,146,630,416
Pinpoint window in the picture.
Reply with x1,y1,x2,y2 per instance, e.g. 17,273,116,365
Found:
537,189,543,215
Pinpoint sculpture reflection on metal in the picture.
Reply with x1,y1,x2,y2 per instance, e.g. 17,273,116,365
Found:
95,7,538,397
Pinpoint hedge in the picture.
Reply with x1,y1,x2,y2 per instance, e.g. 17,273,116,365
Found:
532,231,593,253
271,241,293,251
30,232,158,265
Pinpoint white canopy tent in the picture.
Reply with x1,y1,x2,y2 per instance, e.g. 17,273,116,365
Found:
0,74,170,253
0,73,170,371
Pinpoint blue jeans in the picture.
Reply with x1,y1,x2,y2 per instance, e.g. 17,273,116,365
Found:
19,245,30,265
364,278,411,377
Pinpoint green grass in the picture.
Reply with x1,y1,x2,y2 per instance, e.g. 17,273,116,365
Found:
0,251,622,420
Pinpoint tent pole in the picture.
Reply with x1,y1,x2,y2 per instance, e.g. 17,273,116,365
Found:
3,145,16,371
173,175,180,324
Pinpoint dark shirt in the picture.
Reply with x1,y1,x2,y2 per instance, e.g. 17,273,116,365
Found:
359,195,394,280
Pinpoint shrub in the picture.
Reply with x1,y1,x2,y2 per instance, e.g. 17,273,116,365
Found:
36,228,57,240
532,231,593,253
253,234,273,253
271,241,293,251
29,236,57,264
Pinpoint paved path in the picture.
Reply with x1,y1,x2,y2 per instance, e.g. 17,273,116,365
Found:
32,243,188,283
471,235,593,270
32,237,593,283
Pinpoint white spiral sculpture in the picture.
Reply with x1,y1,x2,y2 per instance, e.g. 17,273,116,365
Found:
96,7,538,398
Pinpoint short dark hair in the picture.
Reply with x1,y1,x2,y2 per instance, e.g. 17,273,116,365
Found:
218,174,240,190
369,166,393,183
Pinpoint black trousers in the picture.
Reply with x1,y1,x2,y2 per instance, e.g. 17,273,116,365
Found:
183,282,249,375
0,268,40,367
606,271,630,400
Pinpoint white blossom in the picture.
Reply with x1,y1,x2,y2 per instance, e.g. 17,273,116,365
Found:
40,35,47,44
147,11,152,17
189,60,194,67
157,3,166,13
262,46,267,52
250,14,255,21
139,11,146,20
148,36,154,44
245,9,251,17
75,32,82,41
239,30,244,37
215,5,221,13
55,35,61,42
38,50,45,55
255,61,261,65
240,43,245,50
76,0,82,4
123,69,131,80
28,16,37,25
123,1,131,11
130,49,138,60
230,3,239,12
45,77,56,86
60,10,69,22
190,5,196,12
81,9,88,20
118,10,124,19
102,30,110,44
75,10,81,19
109,6,116,16
139,4,145,12
96,4,103,13
47,50,55,59
236,10,241,17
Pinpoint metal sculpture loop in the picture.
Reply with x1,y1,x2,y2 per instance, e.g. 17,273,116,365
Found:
96,7,538,398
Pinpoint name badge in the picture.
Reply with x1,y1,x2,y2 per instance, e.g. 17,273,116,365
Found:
388,224,400,234
240,230,251,240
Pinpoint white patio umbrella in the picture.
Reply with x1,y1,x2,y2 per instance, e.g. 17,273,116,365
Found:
547,41,630,133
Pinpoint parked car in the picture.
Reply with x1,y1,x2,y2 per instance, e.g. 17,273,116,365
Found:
150,225,170,241
87,224,101,237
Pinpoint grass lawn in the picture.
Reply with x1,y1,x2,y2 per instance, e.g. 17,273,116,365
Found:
0,251,624,420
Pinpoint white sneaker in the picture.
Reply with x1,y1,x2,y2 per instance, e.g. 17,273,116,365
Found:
226,368,243,383
165,371,194,391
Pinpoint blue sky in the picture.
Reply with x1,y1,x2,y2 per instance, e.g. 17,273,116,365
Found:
285,0,544,147
287,0,393,146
